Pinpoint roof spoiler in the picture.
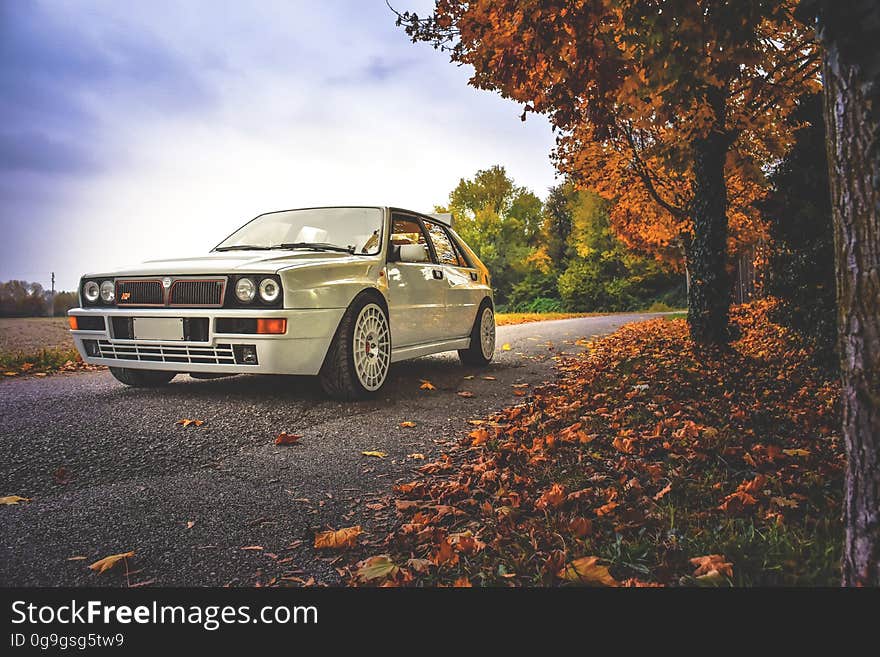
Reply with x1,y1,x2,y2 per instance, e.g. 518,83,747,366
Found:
427,212,453,226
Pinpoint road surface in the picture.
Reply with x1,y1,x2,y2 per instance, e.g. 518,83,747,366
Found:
0,313,661,586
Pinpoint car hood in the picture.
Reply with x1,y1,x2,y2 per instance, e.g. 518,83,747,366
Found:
86,250,377,278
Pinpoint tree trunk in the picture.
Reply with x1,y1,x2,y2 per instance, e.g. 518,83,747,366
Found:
817,7,880,585
688,115,731,346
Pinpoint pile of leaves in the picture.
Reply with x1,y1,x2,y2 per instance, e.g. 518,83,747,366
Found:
495,312,594,326
1,348,101,378
349,299,843,586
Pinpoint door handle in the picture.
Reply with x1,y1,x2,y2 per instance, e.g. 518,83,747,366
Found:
432,269,444,280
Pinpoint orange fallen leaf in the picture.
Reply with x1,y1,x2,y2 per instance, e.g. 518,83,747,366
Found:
186,520,196,529
469,428,490,445
557,556,618,586
274,433,302,445
653,483,672,501
457,391,475,398
595,501,619,517
535,483,566,510
783,448,810,457
241,545,264,551
481,376,496,381
176,418,204,428
314,526,362,550
399,421,417,428
419,380,436,390
407,453,425,460
467,419,486,426
67,556,87,561
452,575,472,587
0,495,30,505
569,517,593,538
89,551,135,574
362,450,387,458
690,554,733,584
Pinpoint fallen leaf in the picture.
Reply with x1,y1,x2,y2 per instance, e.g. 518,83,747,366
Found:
452,575,472,587
481,376,496,381
419,380,436,390
186,520,196,529
535,483,566,510
406,558,433,573
467,419,486,426
690,554,733,580
67,556,87,561
469,428,490,445
783,448,810,457
407,453,425,460
463,375,475,380
362,451,388,458
595,501,619,517
399,421,417,428
653,483,672,501
457,391,475,398
365,502,385,511
557,556,618,586
355,555,399,582
569,517,593,538
89,551,135,574
274,433,302,445
241,545,264,551
176,419,204,428
501,344,512,351
314,526,362,550
0,495,30,505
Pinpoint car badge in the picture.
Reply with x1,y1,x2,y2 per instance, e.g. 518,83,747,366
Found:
162,277,172,289
121,292,131,301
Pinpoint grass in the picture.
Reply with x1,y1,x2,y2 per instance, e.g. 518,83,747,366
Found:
0,317,93,377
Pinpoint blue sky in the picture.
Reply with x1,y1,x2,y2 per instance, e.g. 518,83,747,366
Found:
0,0,557,290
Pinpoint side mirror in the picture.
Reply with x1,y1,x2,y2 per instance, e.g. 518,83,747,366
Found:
398,243,430,263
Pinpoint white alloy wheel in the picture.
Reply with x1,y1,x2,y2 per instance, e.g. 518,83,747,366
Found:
480,306,496,359
352,303,390,391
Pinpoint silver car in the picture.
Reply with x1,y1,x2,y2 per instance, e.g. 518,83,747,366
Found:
68,206,496,398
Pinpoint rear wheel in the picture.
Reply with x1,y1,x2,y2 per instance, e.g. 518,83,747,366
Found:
109,367,177,387
458,302,495,366
319,294,391,400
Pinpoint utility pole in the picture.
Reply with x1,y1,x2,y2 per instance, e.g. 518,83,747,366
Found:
50,271,55,317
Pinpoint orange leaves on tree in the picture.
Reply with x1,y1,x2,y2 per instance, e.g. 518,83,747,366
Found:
314,526,362,550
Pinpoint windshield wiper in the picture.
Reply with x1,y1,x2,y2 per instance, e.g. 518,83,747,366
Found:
275,242,355,254
214,245,274,252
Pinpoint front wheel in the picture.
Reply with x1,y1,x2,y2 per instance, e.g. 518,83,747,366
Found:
319,294,391,400
458,303,495,366
109,367,177,387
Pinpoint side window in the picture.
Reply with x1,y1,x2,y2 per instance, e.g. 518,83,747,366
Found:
390,214,432,258
425,222,462,266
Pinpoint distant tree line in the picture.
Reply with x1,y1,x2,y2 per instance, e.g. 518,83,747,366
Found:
0,280,77,317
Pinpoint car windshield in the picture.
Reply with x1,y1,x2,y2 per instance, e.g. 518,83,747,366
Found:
214,207,383,255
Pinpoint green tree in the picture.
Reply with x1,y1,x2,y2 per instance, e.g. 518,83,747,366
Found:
439,165,542,304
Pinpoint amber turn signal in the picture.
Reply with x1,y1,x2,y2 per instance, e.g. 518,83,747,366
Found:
68,316,78,330
256,318,287,334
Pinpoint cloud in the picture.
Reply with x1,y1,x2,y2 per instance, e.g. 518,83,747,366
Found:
1,0,558,290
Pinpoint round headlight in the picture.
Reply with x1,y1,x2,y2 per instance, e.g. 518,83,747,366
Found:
259,278,280,303
235,277,256,302
100,280,115,303
83,281,100,303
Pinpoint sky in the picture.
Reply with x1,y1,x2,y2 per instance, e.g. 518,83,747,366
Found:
0,0,558,291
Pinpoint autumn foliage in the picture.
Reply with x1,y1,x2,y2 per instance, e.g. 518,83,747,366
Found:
349,300,843,586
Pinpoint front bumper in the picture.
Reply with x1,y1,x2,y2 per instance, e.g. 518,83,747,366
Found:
67,307,345,376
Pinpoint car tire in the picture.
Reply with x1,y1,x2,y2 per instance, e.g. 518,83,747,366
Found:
319,293,391,400
109,367,177,387
458,301,495,366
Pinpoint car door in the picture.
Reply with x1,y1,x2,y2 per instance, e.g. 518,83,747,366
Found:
385,213,448,347
423,220,477,338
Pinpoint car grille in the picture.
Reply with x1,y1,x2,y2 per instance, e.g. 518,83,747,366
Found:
169,279,225,307
95,340,236,365
117,280,164,306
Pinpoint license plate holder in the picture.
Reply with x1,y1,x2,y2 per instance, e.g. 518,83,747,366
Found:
132,317,184,341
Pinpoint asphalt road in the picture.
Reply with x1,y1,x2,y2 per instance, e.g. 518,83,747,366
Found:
0,313,661,587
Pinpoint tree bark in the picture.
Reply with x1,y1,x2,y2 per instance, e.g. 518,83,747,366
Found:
688,101,731,346
815,5,880,585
